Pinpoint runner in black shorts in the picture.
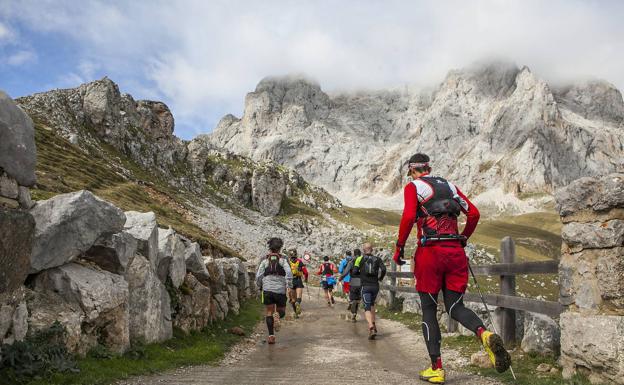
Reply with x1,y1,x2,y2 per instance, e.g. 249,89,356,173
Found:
255,238,293,344
339,248,363,322
287,249,308,318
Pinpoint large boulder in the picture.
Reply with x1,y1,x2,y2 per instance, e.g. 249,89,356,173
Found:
124,211,159,269
521,312,560,354
560,312,624,384
83,231,137,275
33,262,130,354
251,166,287,216
157,228,186,287
29,190,126,273
0,207,35,294
126,255,172,344
183,242,211,285
173,273,212,333
0,90,36,187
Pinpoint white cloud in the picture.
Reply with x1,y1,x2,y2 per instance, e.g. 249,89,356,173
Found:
2,0,624,138
0,21,12,41
6,49,36,65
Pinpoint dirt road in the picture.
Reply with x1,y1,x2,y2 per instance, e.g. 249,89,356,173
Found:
119,287,501,385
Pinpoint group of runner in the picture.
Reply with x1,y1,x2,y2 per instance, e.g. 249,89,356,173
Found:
255,239,387,344
255,152,512,383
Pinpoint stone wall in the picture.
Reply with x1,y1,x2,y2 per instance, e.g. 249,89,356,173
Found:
556,173,624,384
0,90,252,357
0,91,36,347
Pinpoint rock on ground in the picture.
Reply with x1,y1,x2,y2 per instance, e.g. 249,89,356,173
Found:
521,312,560,354
29,190,126,273
127,255,172,344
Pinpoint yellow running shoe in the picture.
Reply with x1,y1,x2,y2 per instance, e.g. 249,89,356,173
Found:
419,367,445,384
480,330,511,373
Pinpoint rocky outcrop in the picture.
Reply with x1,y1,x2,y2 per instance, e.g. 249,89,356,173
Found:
251,165,287,216
556,174,624,384
29,190,126,273
33,262,130,354
209,63,624,210
126,255,172,344
17,78,186,179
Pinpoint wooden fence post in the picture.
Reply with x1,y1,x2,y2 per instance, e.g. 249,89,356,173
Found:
389,261,397,308
499,236,517,345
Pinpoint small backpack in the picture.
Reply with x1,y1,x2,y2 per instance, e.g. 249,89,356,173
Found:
360,255,379,277
264,254,286,277
322,262,333,275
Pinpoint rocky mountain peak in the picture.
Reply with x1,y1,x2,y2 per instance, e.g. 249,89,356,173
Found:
554,79,624,124
209,61,624,212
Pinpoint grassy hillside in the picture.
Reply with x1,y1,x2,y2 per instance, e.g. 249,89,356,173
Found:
32,123,239,257
471,212,561,261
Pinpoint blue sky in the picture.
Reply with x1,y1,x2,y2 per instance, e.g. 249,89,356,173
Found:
1,0,623,140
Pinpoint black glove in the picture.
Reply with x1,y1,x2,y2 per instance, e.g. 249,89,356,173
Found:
393,243,406,266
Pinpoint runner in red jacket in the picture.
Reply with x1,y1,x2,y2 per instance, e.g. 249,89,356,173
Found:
392,153,511,384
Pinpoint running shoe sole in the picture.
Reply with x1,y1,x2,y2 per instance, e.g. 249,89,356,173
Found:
486,333,511,373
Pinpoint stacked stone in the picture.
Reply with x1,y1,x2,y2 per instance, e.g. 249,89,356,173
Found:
0,90,252,357
556,174,624,384
0,91,37,347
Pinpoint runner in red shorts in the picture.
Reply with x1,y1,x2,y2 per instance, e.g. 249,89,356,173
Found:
392,153,511,384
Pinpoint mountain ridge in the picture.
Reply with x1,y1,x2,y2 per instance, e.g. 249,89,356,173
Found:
208,62,624,212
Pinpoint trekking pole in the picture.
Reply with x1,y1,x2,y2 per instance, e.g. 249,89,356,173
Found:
467,261,517,381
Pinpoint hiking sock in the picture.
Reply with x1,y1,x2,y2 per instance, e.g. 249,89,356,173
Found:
278,309,286,319
291,303,297,312
430,356,442,369
352,302,359,314
266,316,274,335
296,298,302,304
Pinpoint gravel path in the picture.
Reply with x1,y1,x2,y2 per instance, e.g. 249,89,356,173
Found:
119,287,502,385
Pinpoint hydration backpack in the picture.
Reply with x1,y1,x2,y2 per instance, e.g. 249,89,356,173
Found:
264,254,286,277
362,256,379,277
415,176,463,236
322,262,333,275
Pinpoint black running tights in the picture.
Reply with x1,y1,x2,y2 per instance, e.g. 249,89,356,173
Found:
419,289,485,361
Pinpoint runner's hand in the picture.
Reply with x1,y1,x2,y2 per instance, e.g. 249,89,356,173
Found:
393,244,406,266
